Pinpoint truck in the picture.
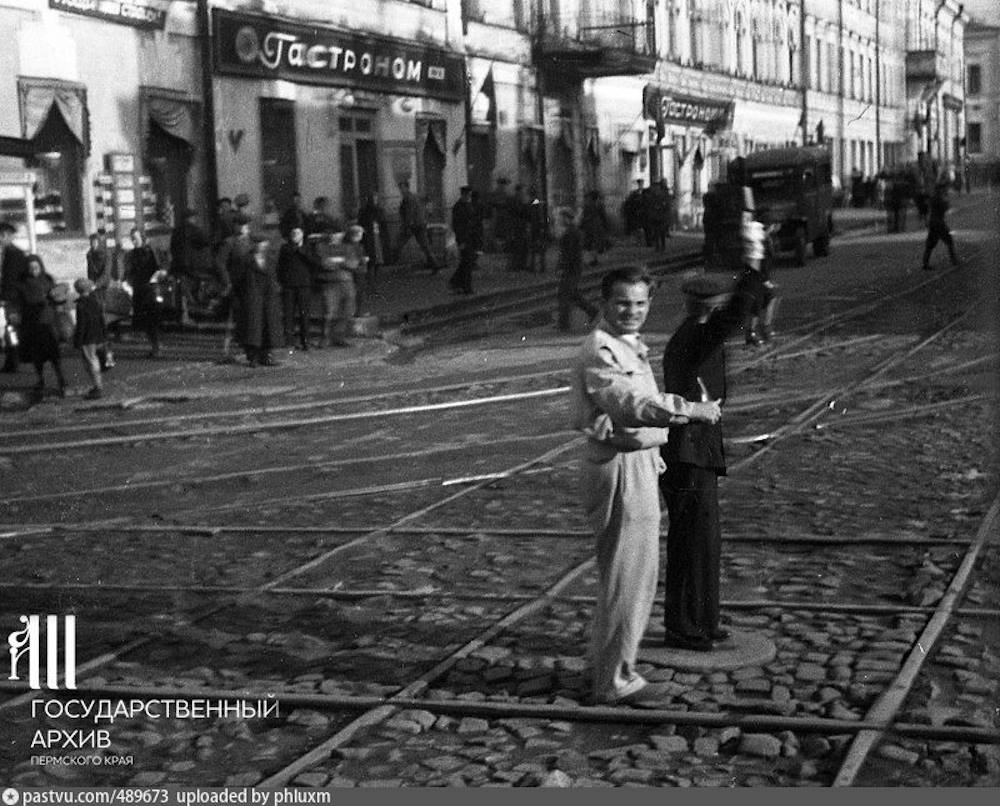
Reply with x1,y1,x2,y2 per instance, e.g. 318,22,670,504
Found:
728,146,834,266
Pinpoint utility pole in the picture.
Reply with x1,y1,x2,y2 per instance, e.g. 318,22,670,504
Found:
196,0,219,222
533,1,550,262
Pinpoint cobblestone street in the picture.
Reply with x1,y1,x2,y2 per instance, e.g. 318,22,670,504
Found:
1,193,998,788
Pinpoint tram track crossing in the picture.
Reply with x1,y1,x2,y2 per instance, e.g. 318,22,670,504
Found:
2,278,996,786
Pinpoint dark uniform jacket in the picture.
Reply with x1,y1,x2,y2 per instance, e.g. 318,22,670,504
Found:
451,198,482,249
1,243,29,302
127,245,161,318
276,242,318,288
660,274,757,474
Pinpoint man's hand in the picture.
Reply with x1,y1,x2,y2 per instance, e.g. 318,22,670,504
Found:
690,400,722,424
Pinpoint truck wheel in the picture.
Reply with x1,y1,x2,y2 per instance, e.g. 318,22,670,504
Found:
794,227,807,266
813,233,830,257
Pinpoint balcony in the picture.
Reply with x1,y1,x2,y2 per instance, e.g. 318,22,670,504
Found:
533,10,656,78
906,50,947,83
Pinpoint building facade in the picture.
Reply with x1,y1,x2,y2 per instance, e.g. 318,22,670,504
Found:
964,20,1000,185
0,0,974,282
0,0,205,278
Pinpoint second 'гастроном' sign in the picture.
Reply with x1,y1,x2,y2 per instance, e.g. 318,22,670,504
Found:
212,9,466,103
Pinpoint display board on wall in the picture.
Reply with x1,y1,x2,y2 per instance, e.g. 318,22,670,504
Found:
94,153,156,241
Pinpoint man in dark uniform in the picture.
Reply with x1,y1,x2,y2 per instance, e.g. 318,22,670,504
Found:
658,224,764,651
1,221,29,372
449,186,481,296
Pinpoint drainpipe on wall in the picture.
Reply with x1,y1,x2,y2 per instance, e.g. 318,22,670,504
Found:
800,0,808,145
533,4,549,263
875,0,881,170
197,0,219,222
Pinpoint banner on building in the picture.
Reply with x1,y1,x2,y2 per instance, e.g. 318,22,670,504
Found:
213,9,466,103
48,0,168,31
643,85,735,137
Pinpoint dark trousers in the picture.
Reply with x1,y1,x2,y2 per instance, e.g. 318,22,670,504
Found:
557,285,597,330
283,285,312,347
660,463,722,640
409,225,438,270
450,245,476,294
922,221,958,267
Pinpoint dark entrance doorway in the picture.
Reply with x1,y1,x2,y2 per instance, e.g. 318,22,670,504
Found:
337,112,378,220
146,119,192,224
466,128,495,198
421,128,445,222
259,98,298,212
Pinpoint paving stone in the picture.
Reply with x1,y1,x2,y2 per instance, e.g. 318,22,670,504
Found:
799,734,832,758
292,772,329,787
537,769,573,787
456,717,490,734
609,767,655,785
649,735,689,753
735,678,772,694
879,744,921,765
795,663,827,682
129,772,168,786
225,772,263,786
771,685,792,702
738,734,782,758
693,737,719,757
719,727,742,746
827,702,862,720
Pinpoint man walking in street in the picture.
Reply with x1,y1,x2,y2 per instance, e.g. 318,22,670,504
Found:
449,186,481,296
921,178,960,271
657,224,765,652
571,267,721,705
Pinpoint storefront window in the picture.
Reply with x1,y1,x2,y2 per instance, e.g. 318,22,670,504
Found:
16,78,89,236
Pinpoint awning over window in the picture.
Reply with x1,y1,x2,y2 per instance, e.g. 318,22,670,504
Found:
142,89,199,145
416,117,447,156
18,79,88,151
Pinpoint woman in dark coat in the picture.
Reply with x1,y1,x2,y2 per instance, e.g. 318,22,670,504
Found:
126,228,164,358
18,254,65,395
238,236,282,366
580,190,610,266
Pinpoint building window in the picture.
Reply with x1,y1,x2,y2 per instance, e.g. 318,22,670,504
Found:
339,111,379,221
16,78,90,235
967,123,982,154
967,64,982,96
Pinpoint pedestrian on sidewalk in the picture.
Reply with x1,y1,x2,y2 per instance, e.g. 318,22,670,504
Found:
398,180,439,273
126,228,166,359
658,232,764,653
507,184,531,273
357,193,388,314
72,277,106,400
449,186,481,296
527,189,548,273
217,213,254,362
314,229,360,348
277,225,318,351
555,208,598,331
241,236,282,366
571,267,721,705
622,179,646,247
1,221,29,374
580,190,610,267
921,179,960,271
17,254,65,397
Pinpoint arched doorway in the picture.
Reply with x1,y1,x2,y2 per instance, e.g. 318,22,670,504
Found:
146,120,192,224
418,118,446,222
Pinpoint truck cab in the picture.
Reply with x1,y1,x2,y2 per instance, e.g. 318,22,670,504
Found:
729,147,834,266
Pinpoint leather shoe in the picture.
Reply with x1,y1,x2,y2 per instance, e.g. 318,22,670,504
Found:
711,628,730,641
663,631,713,652
611,682,673,708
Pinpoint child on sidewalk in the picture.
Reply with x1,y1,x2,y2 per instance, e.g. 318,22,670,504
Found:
73,278,107,400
